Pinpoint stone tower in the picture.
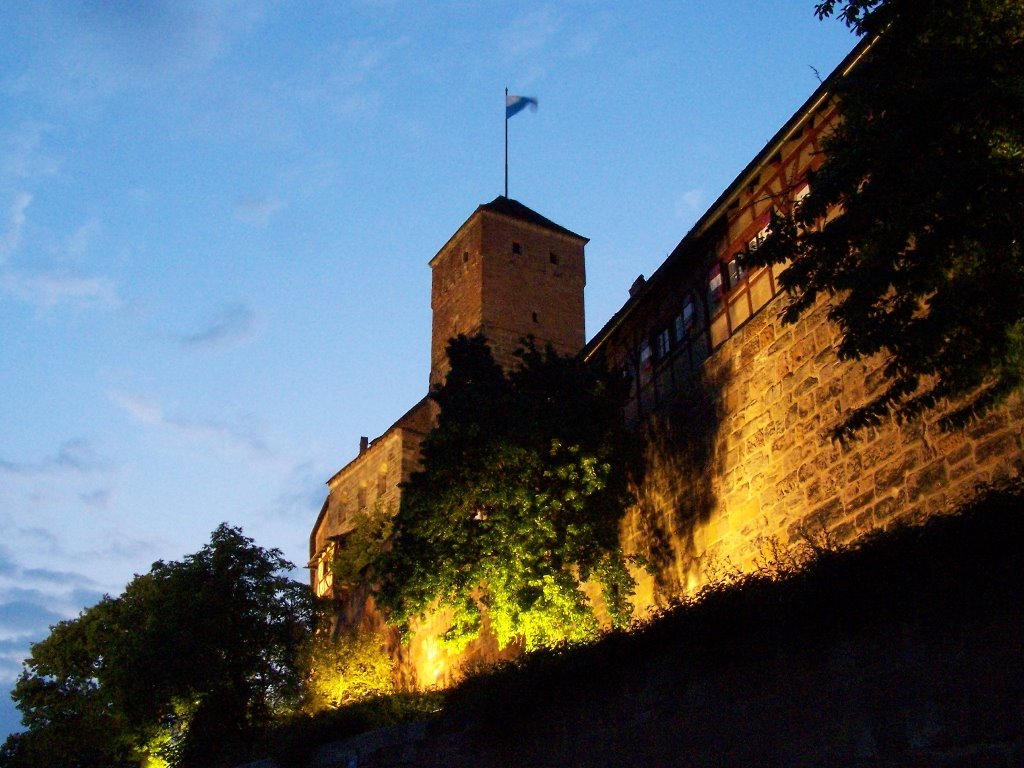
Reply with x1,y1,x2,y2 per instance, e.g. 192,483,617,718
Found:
428,196,588,387
311,196,588,604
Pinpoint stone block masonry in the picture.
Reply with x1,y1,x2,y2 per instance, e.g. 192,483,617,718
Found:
622,289,1024,611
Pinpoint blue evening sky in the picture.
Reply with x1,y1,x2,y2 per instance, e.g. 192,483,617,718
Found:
0,1,856,739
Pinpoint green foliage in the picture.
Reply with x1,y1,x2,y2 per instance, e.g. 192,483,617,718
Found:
299,629,395,712
749,0,1024,437
376,335,636,652
330,501,394,587
2,524,317,768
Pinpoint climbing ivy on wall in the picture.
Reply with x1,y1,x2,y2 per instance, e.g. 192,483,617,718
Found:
375,335,637,652
331,501,394,588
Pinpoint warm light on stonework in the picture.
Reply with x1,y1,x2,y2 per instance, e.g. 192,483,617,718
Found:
420,636,445,688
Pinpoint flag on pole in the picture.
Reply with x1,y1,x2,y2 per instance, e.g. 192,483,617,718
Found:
506,94,538,119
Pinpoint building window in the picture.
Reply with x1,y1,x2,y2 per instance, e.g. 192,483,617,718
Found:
727,255,746,287
377,470,387,497
512,241,522,255
748,211,773,252
708,263,725,315
654,327,671,361
357,485,367,512
639,340,652,379
315,542,336,598
549,252,559,265
675,296,698,342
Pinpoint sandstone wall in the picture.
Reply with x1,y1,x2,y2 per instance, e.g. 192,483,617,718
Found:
430,224,485,388
623,292,1024,611
479,216,586,372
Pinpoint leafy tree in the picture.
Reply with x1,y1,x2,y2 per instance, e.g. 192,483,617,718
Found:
748,0,1024,437
376,335,636,652
2,524,317,768
0,597,139,768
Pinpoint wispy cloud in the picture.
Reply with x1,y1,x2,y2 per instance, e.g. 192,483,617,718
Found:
0,438,107,477
109,391,272,457
497,9,603,84
0,556,107,654
0,123,59,181
0,602,64,636
62,219,102,262
0,636,34,674
79,488,115,509
0,269,120,310
5,528,59,553
54,438,105,472
294,36,407,121
0,192,31,265
0,549,122,747
333,37,401,92
14,2,266,104
81,531,167,568
20,567,100,586
270,459,331,523
0,191,120,311
109,391,161,425
234,195,284,227
179,302,260,350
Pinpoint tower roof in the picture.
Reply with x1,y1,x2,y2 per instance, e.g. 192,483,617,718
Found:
430,196,588,267
476,196,588,243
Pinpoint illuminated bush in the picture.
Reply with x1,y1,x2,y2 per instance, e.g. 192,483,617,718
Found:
301,631,395,712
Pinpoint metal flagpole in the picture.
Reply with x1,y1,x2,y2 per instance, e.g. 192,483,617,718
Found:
504,87,509,198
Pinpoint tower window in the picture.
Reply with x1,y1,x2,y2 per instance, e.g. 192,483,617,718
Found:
512,241,521,255
532,311,539,323
463,251,469,263
549,252,559,265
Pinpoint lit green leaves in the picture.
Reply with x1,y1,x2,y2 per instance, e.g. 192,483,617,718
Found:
376,336,635,652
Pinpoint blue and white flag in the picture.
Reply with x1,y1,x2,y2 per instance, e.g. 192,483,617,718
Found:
506,94,538,120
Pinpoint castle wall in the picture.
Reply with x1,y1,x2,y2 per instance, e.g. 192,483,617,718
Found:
621,286,1024,612
309,38,1024,693
585,52,1024,610
309,399,434,598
